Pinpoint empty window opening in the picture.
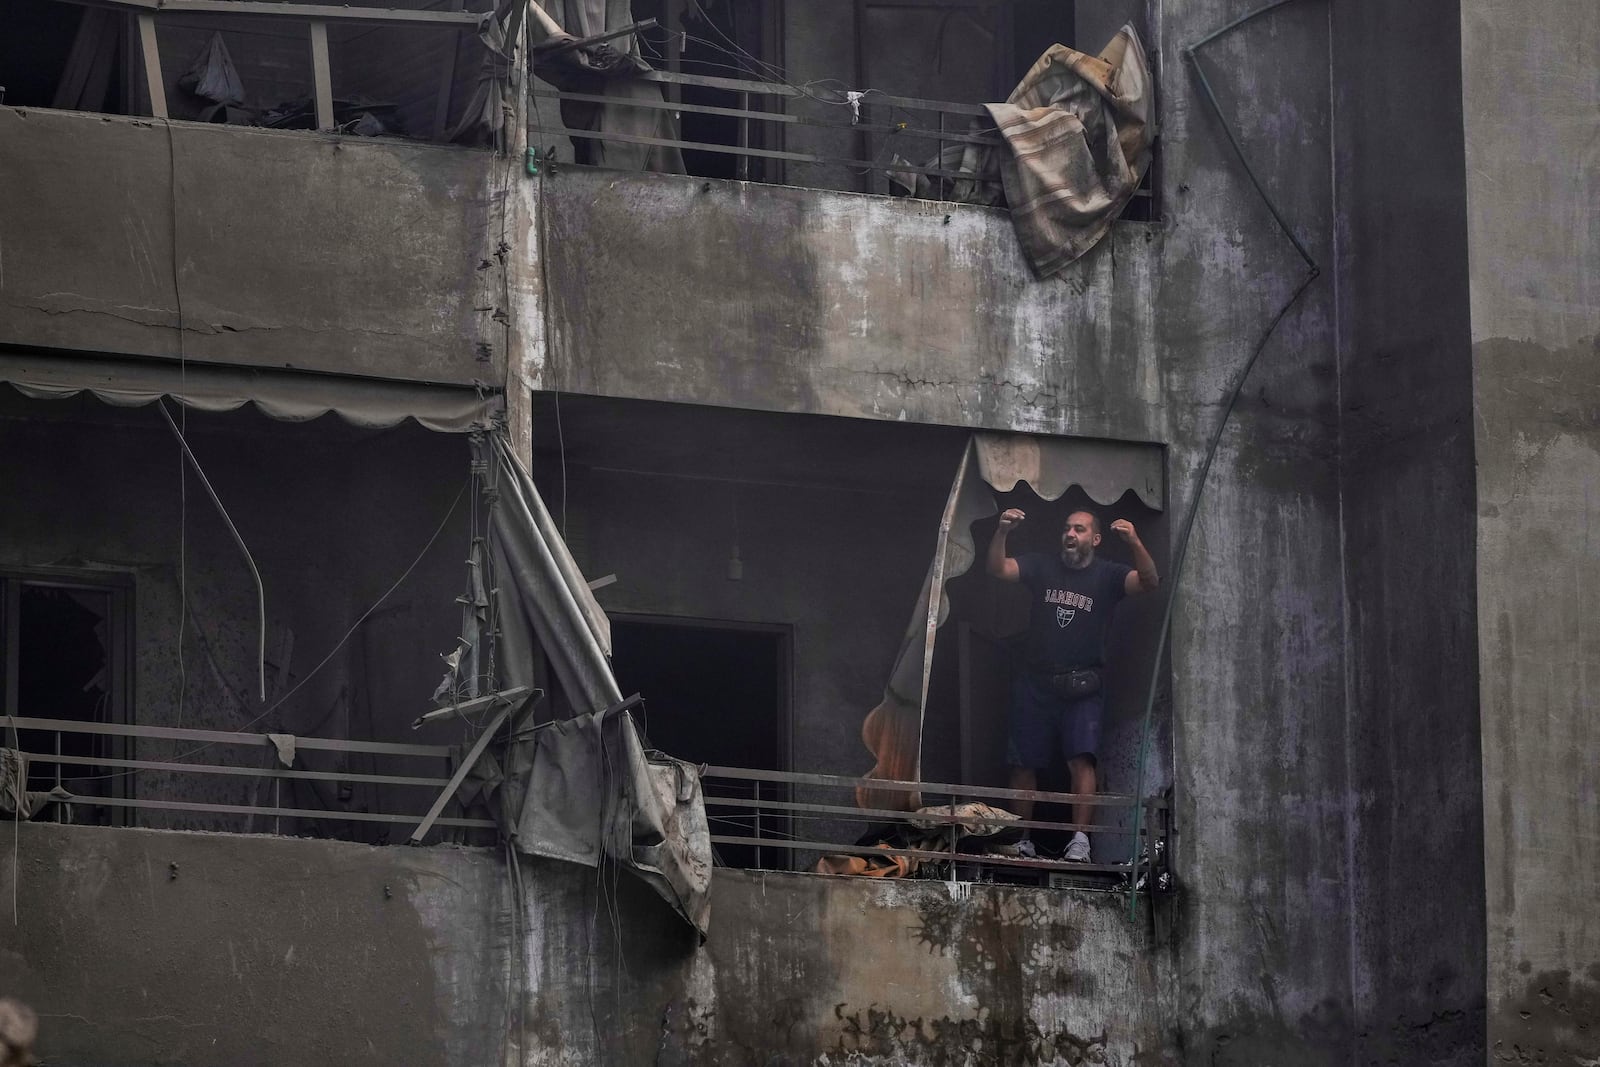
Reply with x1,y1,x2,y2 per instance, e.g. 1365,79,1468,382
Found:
610,616,790,869
1,572,130,820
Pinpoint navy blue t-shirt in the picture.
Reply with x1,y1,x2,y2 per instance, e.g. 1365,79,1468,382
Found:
1016,552,1132,673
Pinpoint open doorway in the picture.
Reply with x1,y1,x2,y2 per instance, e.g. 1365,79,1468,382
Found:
1,570,131,821
609,614,790,869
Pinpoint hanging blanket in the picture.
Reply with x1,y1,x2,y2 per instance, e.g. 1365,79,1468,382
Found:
986,26,1154,278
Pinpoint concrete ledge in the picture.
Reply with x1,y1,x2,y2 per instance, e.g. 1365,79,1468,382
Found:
0,821,1178,1065
0,108,500,384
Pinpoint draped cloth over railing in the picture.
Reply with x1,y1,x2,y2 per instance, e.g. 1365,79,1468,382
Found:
855,432,1163,811
884,26,1154,278
530,0,686,173
986,26,1154,278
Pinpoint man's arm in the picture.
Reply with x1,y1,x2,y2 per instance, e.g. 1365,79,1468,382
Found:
987,509,1025,583
1111,519,1159,595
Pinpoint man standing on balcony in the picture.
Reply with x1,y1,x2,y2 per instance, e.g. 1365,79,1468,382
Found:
986,508,1158,862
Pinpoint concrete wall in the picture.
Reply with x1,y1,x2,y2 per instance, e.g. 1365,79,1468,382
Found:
0,823,512,1066
0,821,1177,1066
0,108,502,385
0,391,472,836
1329,2,1486,1062
1461,0,1600,1061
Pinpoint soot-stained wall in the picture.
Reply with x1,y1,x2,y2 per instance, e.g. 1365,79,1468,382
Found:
1462,0,1600,1060
0,391,472,835
514,0,1352,1056
0,822,1177,1067
1330,1,1486,1062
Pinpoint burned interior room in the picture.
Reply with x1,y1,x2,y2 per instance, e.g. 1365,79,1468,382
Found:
0,382,477,840
528,392,1171,868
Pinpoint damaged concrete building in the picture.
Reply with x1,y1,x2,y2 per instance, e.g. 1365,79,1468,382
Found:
0,0,1596,1062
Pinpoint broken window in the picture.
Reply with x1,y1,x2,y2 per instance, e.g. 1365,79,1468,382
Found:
0,0,142,114
0,570,131,821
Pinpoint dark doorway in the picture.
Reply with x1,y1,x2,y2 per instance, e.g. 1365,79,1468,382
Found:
1,571,130,819
609,615,789,869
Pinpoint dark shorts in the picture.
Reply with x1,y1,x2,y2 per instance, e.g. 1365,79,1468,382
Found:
1007,671,1105,769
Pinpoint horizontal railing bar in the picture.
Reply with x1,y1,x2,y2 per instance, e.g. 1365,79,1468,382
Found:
701,765,1160,809
4,717,456,758
639,69,991,116
532,126,1000,185
704,794,1147,836
57,0,484,25
710,834,1132,875
26,753,450,788
80,795,494,829
532,89,1002,146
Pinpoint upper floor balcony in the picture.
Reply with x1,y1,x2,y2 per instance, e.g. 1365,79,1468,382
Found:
2,0,1163,429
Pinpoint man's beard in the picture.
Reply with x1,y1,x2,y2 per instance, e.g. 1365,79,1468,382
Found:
1061,543,1093,568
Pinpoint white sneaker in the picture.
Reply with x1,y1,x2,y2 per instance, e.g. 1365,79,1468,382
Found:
1063,832,1091,863
995,838,1038,859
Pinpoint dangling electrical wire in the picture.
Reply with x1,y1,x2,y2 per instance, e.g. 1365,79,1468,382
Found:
1124,0,1323,923
157,398,267,703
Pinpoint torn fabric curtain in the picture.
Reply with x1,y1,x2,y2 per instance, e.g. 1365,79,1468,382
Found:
855,432,1163,810
530,0,686,173
478,434,619,713
486,704,711,935
0,352,501,433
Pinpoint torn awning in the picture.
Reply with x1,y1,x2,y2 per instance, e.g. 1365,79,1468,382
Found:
491,702,712,936
0,352,501,433
856,432,1162,810
478,433,619,709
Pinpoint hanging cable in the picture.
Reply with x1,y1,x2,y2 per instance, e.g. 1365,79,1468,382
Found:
1124,0,1323,923
157,399,267,703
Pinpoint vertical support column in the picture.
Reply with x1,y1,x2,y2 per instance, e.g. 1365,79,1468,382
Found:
136,13,167,119
309,20,334,131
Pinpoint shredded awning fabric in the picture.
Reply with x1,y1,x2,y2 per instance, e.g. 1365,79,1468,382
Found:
0,352,501,433
477,434,618,709
462,699,712,935
440,437,712,932
856,432,1162,811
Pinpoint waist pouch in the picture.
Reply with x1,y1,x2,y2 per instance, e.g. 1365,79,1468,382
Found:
1045,668,1102,699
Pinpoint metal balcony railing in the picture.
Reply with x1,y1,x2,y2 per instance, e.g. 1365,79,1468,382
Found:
5,716,1173,894
531,69,1009,200
701,764,1172,888
1,715,490,839
531,67,1159,212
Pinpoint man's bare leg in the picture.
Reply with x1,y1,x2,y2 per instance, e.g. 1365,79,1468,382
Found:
1009,766,1038,822
1067,755,1097,830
